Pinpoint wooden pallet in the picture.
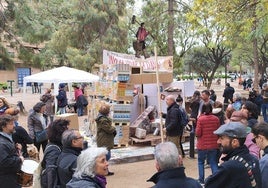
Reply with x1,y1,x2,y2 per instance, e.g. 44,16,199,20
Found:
113,142,130,148
130,131,190,146
112,122,130,126
130,134,163,146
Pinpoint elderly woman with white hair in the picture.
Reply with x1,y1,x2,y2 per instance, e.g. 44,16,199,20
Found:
66,147,109,188
230,92,242,111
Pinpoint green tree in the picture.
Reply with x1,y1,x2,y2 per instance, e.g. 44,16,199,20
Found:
185,0,232,88
193,0,268,89
8,0,131,71
136,0,196,74
184,47,230,88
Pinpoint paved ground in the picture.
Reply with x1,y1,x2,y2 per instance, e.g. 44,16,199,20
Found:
0,78,245,187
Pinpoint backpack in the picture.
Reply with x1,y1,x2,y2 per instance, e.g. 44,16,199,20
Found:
40,145,61,188
179,107,189,127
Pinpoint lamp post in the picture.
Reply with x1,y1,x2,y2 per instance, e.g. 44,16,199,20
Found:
7,80,14,97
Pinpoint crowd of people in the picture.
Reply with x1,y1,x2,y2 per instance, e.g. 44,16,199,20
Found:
0,95,115,188
1,80,268,188
159,81,268,187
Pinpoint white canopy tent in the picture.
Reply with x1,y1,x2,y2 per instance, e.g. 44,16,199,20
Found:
23,66,99,113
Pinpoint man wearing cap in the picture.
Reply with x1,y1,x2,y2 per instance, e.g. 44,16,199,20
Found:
252,122,268,188
205,122,262,188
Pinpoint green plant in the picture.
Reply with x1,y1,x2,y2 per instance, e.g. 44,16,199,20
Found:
0,82,8,90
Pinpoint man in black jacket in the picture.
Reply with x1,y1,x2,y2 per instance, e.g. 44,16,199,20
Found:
57,129,84,187
162,95,183,155
205,122,262,188
147,142,202,188
0,114,24,188
56,83,68,114
12,116,33,158
223,83,235,111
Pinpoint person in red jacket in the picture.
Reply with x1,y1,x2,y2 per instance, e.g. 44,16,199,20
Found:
135,22,149,58
195,102,220,184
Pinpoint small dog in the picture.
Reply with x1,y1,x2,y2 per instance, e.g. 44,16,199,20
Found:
27,144,39,161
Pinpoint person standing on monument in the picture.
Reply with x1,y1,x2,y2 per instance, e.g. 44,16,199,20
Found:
135,22,149,58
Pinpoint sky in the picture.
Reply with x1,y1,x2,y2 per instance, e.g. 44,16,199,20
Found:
134,0,143,15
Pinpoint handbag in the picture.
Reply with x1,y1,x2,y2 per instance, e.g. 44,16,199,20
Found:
35,129,48,143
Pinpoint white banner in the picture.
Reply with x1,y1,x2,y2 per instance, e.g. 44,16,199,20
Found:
103,50,173,72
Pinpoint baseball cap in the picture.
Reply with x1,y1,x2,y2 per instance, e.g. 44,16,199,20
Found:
230,111,248,122
214,122,247,138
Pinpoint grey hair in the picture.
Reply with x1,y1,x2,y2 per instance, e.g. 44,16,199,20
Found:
154,142,179,170
166,95,176,102
73,147,108,179
233,92,241,100
61,129,77,148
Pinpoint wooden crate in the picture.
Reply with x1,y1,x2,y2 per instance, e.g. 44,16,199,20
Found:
113,122,130,147
129,105,155,136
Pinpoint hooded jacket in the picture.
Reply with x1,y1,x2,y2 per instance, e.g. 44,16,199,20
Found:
95,114,116,150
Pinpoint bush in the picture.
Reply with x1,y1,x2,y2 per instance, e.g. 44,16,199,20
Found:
0,82,8,90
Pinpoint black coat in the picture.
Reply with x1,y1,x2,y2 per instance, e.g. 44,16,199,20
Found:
163,102,183,136
223,86,235,103
12,126,33,158
205,145,262,188
0,134,22,188
56,89,68,108
147,167,202,188
57,147,82,188
190,99,200,119
41,143,62,188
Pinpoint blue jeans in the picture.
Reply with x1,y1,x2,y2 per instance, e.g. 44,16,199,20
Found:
77,107,84,116
197,149,219,183
106,150,111,161
58,107,66,114
262,103,268,123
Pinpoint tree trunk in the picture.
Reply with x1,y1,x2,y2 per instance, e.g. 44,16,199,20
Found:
252,0,259,90
168,0,174,56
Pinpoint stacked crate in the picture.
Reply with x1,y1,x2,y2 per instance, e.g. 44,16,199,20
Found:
112,103,131,147
112,64,132,147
